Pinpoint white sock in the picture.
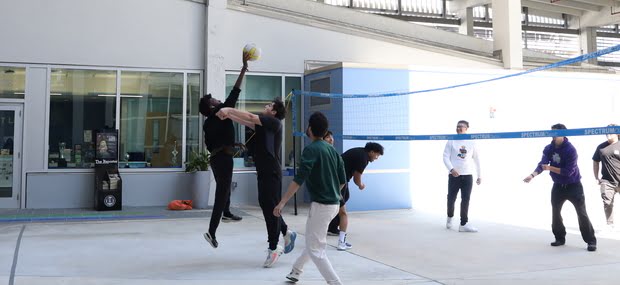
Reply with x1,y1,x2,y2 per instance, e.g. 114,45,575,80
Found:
339,231,346,243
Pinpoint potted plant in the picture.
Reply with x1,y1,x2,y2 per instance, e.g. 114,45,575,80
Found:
185,150,211,209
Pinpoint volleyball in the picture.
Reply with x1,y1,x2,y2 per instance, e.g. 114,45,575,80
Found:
243,43,261,61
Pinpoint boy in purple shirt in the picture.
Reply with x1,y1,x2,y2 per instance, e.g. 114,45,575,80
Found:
523,123,597,251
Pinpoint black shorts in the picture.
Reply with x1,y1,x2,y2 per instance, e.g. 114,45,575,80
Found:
340,184,350,207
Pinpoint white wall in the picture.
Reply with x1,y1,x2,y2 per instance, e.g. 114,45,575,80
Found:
0,0,204,69
408,67,620,231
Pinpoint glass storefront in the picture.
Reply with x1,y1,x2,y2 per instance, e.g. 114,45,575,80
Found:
48,69,117,168
46,68,201,170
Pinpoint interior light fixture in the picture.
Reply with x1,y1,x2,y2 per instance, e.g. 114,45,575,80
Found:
50,93,62,96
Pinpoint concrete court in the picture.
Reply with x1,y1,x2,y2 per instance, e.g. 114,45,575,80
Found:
2,205,620,285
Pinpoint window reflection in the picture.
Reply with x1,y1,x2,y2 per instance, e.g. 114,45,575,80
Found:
119,72,183,168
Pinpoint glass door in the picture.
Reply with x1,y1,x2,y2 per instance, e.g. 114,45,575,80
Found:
0,105,22,208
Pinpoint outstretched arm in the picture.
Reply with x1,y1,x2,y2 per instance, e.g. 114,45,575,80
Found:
222,53,250,108
217,107,262,129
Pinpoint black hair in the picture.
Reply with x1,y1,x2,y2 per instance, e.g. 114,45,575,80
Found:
199,94,213,117
457,120,469,127
308,112,328,138
365,142,384,155
551,123,567,130
323,130,333,139
272,98,286,120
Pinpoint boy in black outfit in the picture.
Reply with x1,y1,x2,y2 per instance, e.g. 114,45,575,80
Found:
200,52,248,248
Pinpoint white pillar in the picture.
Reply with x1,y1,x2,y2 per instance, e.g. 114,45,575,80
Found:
492,0,523,69
580,27,598,64
458,7,474,36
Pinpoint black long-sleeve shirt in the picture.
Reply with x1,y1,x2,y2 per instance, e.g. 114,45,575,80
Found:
203,87,241,152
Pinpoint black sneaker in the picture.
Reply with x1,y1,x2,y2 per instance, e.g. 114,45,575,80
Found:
587,243,597,252
550,239,565,247
327,229,339,236
203,232,218,248
222,213,242,222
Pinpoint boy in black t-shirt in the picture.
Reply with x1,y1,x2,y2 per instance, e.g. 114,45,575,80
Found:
217,98,296,268
328,142,383,251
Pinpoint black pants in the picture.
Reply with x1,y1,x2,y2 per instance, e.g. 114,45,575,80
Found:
447,175,473,226
257,168,288,250
551,182,596,245
208,153,234,237
328,183,350,233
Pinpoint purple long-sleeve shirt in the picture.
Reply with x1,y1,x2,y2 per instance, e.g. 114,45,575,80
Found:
534,137,581,184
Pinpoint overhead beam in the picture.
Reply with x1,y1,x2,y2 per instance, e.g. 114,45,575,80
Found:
541,0,603,11
522,0,584,16
578,6,620,27
571,0,620,7
449,0,492,11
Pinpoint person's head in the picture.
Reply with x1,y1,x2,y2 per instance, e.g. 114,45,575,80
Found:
199,94,221,117
323,130,334,145
551,123,567,146
456,120,469,134
98,139,108,153
263,97,286,120
607,124,619,143
364,142,384,162
306,112,328,140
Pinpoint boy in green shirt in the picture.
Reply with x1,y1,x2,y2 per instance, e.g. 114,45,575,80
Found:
274,112,346,285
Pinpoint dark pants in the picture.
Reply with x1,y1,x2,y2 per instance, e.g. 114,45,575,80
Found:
551,182,596,245
328,183,350,233
208,153,234,237
447,175,473,226
257,168,288,250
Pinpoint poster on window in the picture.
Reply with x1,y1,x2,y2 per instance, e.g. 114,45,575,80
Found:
95,131,118,164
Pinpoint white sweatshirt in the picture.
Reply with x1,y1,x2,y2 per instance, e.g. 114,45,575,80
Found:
443,140,481,177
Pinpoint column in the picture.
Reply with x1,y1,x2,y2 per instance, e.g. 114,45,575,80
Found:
492,0,523,69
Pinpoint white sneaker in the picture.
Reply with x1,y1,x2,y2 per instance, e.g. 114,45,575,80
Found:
337,240,352,251
446,217,453,229
286,269,301,283
459,223,478,233
283,230,297,254
263,245,283,268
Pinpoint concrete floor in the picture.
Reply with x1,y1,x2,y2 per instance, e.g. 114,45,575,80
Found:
2,204,620,285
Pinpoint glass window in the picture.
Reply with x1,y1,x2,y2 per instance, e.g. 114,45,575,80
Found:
226,74,282,168
284,76,302,167
186,74,201,158
48,69,116,168
0,67,25,99
119,72,184,168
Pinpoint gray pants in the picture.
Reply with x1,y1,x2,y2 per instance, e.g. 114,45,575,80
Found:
600,180,620,225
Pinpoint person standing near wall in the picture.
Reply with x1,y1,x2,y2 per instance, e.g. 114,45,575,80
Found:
323,130,334,146
524,123,597,251
592,124,620,232
274,112,346,285
327,142,384,250
216,98,296,267
443,120,481,232
199,52,248,248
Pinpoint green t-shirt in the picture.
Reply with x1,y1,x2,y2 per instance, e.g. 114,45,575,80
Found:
293,140,346,204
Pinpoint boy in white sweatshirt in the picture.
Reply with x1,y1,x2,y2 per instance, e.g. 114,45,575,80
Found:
443,120,481,232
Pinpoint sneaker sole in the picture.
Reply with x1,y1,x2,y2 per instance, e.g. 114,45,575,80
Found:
203,233,218,248
286,276,299,282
